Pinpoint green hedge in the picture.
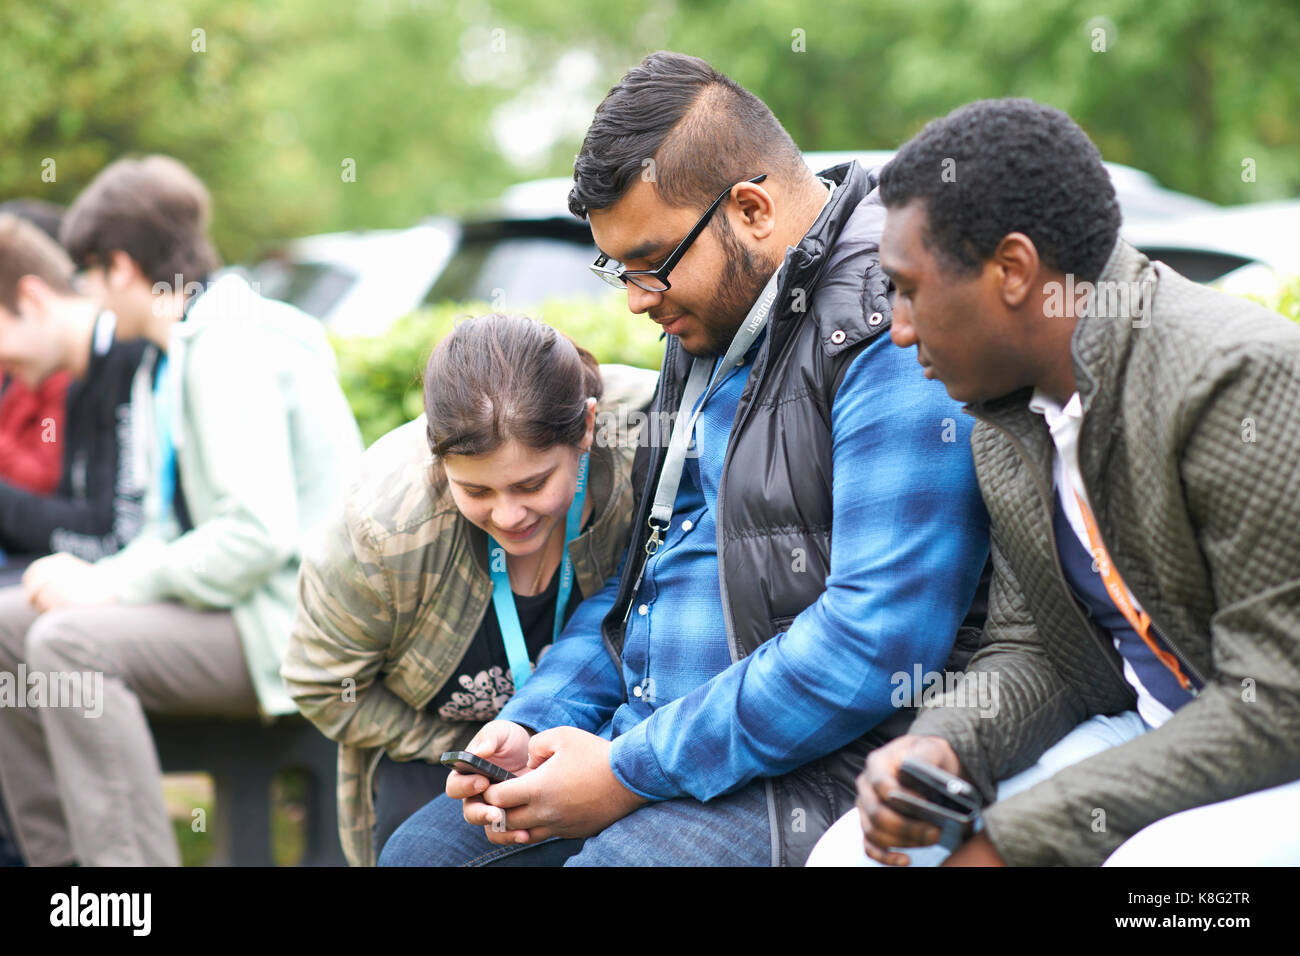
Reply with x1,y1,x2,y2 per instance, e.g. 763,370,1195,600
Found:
1250,274,1300,325
332,294,665,447
336,278,1300,449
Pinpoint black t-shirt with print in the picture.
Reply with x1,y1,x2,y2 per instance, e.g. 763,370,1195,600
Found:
428,562,584,722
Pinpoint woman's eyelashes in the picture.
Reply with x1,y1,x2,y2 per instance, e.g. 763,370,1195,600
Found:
463,479,547,499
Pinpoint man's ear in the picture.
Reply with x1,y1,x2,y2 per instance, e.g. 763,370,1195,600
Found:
106,249,147,291
731,181,776,241
13,274,53,319
992,232,1040,309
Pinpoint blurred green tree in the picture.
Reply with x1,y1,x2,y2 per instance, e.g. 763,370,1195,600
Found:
3,0,1296,264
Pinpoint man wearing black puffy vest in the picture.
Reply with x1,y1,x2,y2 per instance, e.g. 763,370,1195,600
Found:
381,51,991,868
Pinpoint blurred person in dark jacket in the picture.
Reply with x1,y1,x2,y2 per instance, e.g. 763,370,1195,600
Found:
0,202,72,539
0,213,148,586
0,370,68,499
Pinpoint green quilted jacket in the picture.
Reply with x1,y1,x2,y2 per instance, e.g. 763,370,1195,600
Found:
282,364,658,866
909,239,1300,866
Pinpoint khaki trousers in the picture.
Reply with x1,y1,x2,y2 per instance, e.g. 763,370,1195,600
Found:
0,586,258,865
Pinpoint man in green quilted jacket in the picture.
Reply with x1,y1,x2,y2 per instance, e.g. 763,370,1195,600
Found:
810,98,1300,867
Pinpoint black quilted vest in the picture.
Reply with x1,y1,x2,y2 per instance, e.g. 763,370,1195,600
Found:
600,162,988,866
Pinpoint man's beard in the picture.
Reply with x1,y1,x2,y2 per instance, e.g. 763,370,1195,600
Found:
684,216,777,358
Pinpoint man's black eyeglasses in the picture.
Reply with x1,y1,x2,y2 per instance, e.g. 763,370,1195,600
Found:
590,174,767,293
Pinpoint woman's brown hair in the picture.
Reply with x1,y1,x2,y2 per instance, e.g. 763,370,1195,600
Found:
424,313,603,459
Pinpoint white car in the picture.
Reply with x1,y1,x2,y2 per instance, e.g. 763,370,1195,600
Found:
1120,199,1300,295
247,151,1265,337
245,222,457,337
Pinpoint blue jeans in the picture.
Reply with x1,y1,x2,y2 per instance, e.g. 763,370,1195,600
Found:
379,775,773,866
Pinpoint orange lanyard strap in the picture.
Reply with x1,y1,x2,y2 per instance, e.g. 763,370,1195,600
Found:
1071,490,1194,692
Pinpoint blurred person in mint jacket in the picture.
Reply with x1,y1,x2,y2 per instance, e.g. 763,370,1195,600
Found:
0,155,362,866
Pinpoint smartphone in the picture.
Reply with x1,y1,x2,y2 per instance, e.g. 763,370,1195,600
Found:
897,758,981,811
439,750,516,782
885,757,983,851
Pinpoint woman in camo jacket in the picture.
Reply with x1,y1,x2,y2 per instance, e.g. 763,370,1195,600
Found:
282,313,657,865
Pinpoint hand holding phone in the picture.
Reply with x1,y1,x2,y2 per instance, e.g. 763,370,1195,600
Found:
884,757,984,852
440,750,516,782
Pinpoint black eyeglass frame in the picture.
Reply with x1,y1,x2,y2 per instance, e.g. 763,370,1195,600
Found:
589,174,768,293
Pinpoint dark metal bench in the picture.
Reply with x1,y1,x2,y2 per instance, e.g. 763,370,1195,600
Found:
150,713,346,866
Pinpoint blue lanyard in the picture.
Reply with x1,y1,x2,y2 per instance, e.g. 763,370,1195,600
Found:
152,285,204,522
153,352,176,519
488,452,589,690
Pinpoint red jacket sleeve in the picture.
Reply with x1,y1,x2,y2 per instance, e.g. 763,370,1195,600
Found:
0,373,68,496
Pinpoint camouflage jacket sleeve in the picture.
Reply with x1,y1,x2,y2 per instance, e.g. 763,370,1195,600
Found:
283,486,455,762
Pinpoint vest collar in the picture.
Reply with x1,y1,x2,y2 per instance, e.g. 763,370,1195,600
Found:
773,161,871,323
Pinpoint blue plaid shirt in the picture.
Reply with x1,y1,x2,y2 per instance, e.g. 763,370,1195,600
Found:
500,332,989,801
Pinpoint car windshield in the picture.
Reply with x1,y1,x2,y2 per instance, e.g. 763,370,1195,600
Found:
423,235,608,307
249,260,358,320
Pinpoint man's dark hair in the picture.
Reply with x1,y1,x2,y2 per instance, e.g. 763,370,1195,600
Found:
569,51,808,221
879,98,1121,282
0,213,77,313
0,199,65,245
60,155,221,286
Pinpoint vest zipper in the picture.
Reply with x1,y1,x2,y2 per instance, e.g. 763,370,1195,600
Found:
714,313,778,664
715,415,741,664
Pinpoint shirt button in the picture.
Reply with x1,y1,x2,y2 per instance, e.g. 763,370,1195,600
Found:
632,685,643,698
681,519,693,532
638,604,648,616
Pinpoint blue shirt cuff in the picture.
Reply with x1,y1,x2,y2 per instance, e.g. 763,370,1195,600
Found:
608,721,676,801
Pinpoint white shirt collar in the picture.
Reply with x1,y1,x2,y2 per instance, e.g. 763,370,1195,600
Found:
92,309,118,357
1028,388,1083,429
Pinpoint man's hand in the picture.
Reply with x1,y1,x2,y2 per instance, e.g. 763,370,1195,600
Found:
856,733,966,866
939,831,1006,867
21,553,117,612
468,726,649,846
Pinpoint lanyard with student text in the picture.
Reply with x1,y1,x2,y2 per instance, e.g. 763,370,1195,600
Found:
1072,489,1196,694
488,451,588,690
644,266,784,555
